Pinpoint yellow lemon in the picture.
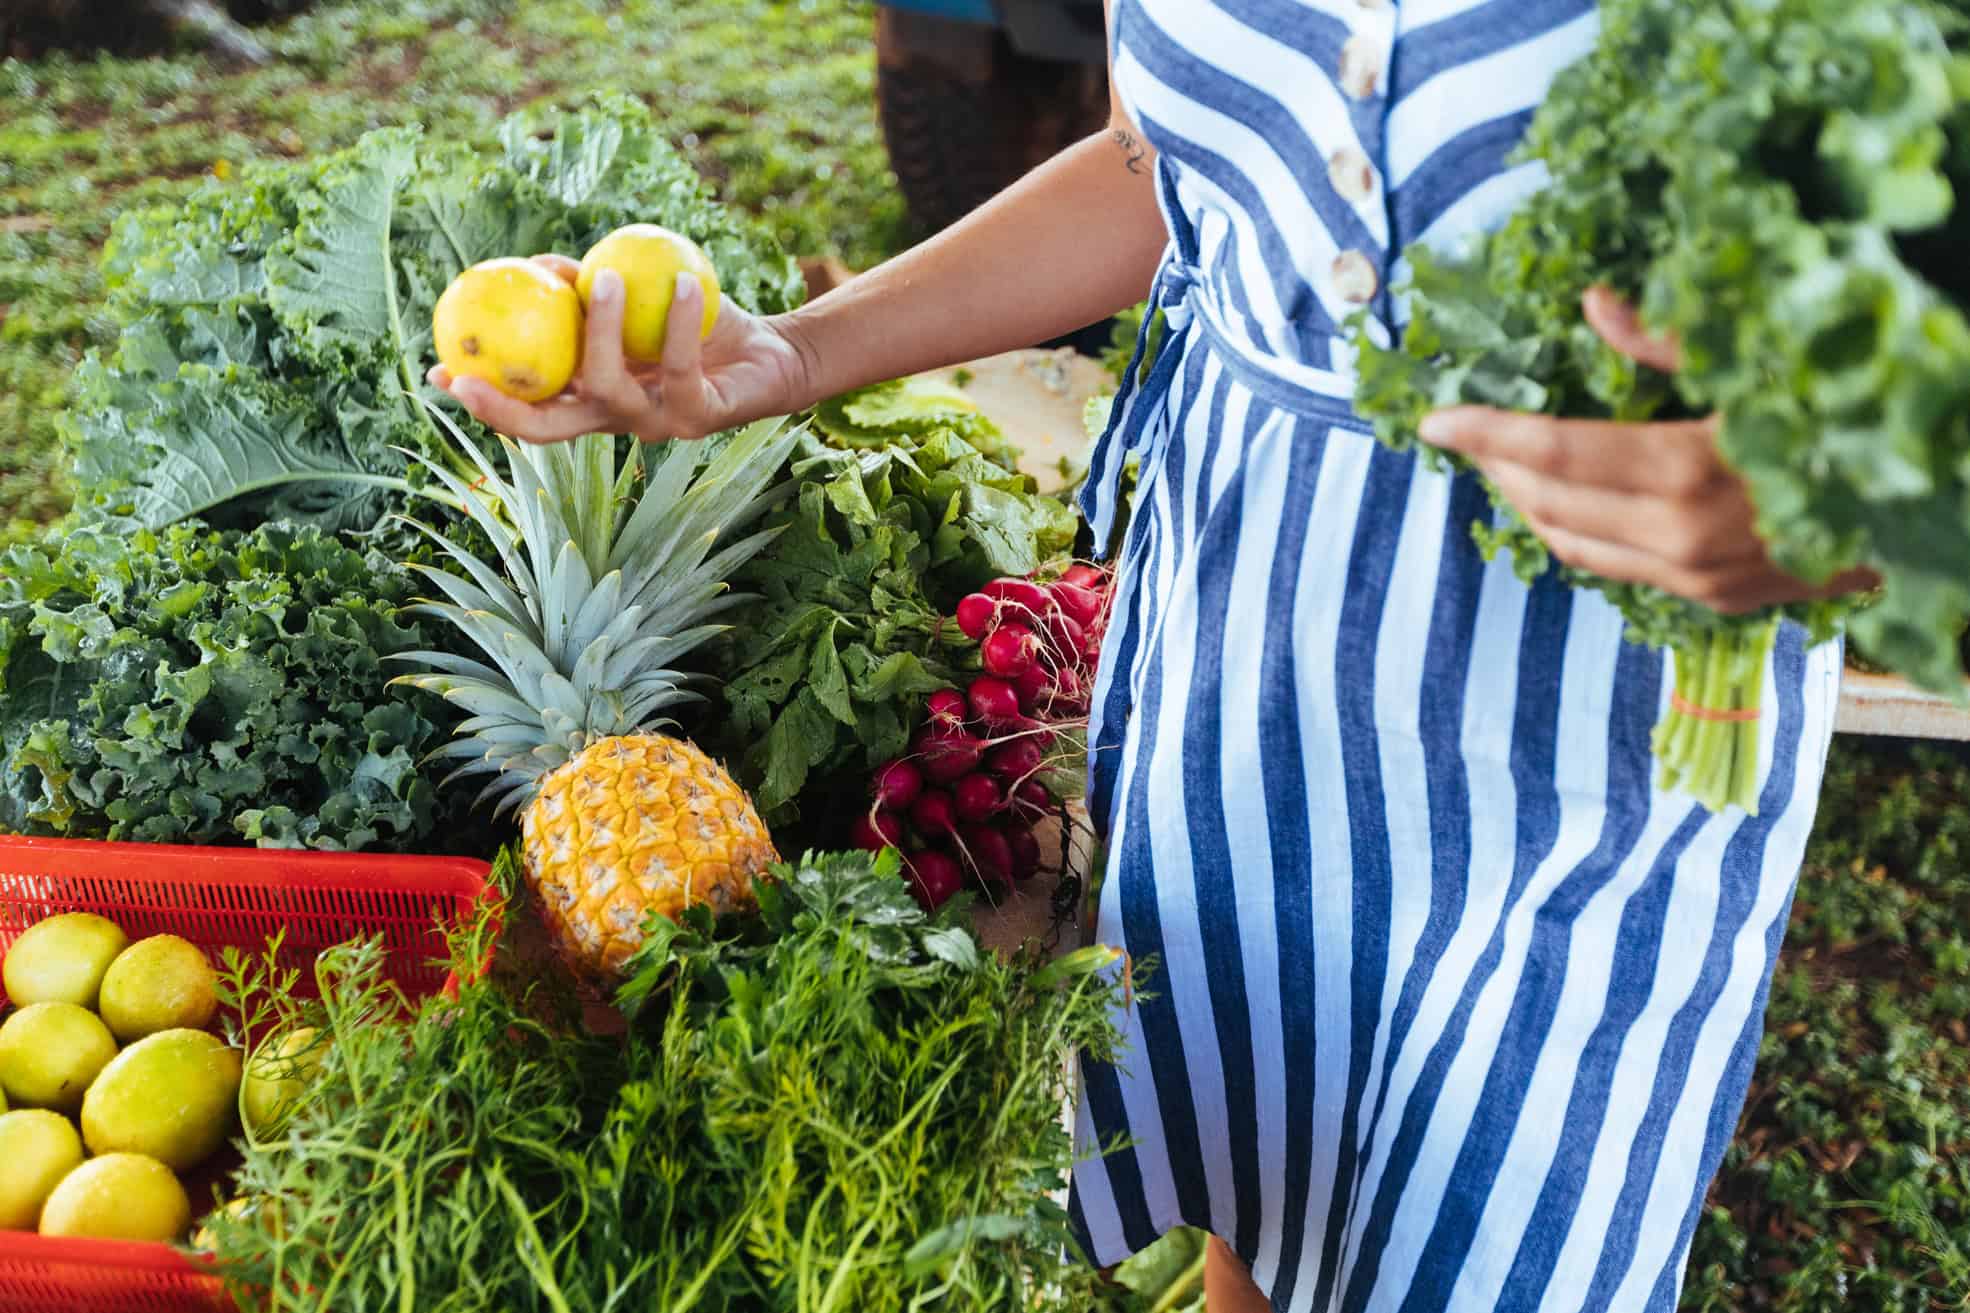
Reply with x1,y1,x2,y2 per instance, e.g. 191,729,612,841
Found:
192,1194,282,1253
82,1028,242,1171
433,257,584,402
576,224,721,361
0,1003,118,1114
241,1025,324,1137
98,934,218,1044
0,1110,85,1230
39,1153,190,1243
2,913,129,1009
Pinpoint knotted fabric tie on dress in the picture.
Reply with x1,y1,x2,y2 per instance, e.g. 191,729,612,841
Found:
1079,253,1386,553
1079,254,1201,552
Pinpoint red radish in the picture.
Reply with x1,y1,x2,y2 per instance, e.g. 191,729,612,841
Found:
851,809,904,852
1042,665,1083,711
916,725,985,782
983,577,1052,616
953,771,1005,822
910,788,957,836
955,592,997,641
967,676,1025,728
872,759,923,811
1049,582,1103,628
982,623,1039,679
1012,662,1051,711
1011,778,1052,814
960,824,1014,890
1003,822,1042,881
1061,563,1105,589
986,736,1045,782
908,850,964,910
927,688,967,729
1041,610,1086,662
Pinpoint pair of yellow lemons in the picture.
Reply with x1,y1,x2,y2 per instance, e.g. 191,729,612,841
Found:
433,223,723,402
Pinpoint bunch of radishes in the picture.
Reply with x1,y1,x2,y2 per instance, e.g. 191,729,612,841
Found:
854,564,1115,910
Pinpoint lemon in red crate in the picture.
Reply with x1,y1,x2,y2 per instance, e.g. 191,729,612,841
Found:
193,1193,282,1252
39,1153,190,1243
82,1028,241,1171
97,933,218,1043
241,1025,323,1136
0,1109,84,1230
433,257,585,401
2,912,128,1010
576,223,721,360
0,1003,117,1114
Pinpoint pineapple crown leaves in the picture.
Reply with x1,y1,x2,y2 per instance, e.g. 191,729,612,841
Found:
389,407,802,815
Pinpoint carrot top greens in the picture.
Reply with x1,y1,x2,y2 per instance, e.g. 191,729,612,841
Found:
208,846,1133,1311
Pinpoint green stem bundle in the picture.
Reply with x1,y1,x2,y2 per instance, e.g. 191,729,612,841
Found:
1652,620,1776,815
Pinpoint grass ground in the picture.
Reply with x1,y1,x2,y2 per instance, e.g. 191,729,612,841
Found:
2,4,1968,1307
0,0,909,533
1686,738,1970,1311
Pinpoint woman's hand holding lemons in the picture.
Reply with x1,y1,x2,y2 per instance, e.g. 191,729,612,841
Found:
428,224,810,444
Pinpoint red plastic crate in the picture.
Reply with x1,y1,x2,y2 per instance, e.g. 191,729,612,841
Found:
0,835,499,1313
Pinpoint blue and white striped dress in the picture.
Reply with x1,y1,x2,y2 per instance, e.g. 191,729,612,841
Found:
1067,2,1845,1310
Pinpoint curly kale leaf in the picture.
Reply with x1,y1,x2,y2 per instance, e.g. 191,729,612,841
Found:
0,522,480,852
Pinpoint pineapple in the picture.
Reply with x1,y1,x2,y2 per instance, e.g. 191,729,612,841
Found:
395,412,800,981
523,735,772,976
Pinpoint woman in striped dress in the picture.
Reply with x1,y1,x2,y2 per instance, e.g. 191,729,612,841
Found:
435,2,1856,1307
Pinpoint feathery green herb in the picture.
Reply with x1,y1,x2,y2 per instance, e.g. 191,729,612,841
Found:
207,847,1132,1312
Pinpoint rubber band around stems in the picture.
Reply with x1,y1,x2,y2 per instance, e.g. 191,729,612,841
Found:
1668,691,1761,724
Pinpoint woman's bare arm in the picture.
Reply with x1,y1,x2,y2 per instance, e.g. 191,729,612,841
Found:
774,16,1166,405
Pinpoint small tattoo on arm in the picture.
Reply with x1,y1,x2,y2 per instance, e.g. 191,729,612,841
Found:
1112,128,1146,175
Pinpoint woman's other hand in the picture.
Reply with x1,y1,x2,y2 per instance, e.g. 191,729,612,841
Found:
426,254,814,443
1417,286,1876,614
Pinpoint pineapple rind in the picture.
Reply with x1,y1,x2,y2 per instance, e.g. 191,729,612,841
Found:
522,734,777,981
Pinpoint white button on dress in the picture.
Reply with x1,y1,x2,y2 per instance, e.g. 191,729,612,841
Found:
1071,9,1839,1313
1327,147,1377,205
1339,34,1383,99
1331,250,1379,303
